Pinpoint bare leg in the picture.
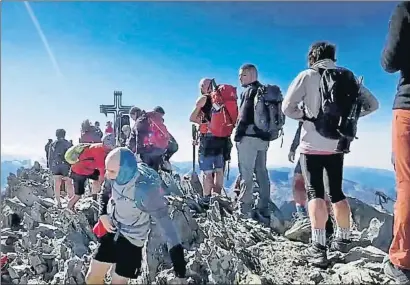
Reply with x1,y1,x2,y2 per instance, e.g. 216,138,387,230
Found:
85,259,112,285
53,175,62,207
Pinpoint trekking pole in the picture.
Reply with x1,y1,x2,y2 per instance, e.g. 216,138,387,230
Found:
191,124,197,173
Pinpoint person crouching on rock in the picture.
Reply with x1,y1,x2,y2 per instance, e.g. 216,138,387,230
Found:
65,134,116,210
85,147,187,284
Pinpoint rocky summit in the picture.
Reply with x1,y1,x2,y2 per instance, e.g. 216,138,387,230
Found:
0,163,396,284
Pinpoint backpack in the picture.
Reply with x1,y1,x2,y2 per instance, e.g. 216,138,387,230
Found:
313,67,362,142
64,143,92,165
254,84,286,141
140,111,171,150
207,79,238,138
50,140,71,166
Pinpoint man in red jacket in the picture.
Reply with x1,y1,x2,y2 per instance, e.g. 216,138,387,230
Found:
67,134,116,210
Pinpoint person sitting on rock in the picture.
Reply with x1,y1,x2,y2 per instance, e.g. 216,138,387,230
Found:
85,147,187,284
65,134,116,210
154,105,179,172
45,138,53,168
48,129,74,208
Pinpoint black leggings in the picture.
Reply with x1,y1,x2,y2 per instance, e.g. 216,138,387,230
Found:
299,153,345,204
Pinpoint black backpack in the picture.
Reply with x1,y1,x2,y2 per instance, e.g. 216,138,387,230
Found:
50,140,71,166
253,84,286,141
311,67,362,146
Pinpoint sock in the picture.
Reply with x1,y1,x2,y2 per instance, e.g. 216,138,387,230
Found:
335,227,350,240
312,228,326,246
296,205,307,215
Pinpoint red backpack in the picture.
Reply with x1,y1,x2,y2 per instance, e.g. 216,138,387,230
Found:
141,111,170,150
204,80,238,137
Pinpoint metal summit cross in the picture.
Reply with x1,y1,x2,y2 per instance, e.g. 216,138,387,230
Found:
100,91,132,139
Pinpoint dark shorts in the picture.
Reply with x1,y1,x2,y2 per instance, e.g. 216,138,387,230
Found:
294,159,302,175
93,233,143,279
70,169,100,196
299,153,345,204
51,164,70,177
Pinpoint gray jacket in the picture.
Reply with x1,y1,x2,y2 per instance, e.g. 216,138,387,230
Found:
103,163,180,247
282,59,379,153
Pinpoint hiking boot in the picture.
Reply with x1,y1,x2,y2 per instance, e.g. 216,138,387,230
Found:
285,213,311,242
329,238,352,253
384,260,410,284
254,210,271,227
299,242,328,268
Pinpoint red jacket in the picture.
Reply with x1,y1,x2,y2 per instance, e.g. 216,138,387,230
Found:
71,143,108,176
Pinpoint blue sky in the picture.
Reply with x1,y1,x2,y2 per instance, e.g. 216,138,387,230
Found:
1,1,400,169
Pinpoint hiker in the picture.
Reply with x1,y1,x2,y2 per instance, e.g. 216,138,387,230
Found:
48,129,74,208
154,106,179,172
45,139,52,168
286,121,335,240
127,106,171,171
69,140,73,145
85,147,186,284
189,78,237,205
105,121,114,135
65,134,116,210
118,114,131,138
235,64,285,219
95,121,103,139
119,125,131,147
282,41,379,267
127,106,142,155
288,122,306,218
80,119,102,143
381,2,410,282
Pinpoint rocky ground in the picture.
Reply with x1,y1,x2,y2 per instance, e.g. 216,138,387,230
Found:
0,163,396,284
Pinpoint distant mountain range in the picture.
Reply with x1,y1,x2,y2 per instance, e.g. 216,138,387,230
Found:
1,159,33,192
171,161,396,212
1,159,396,212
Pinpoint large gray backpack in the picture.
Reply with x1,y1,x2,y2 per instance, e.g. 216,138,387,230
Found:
254,84,286,141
